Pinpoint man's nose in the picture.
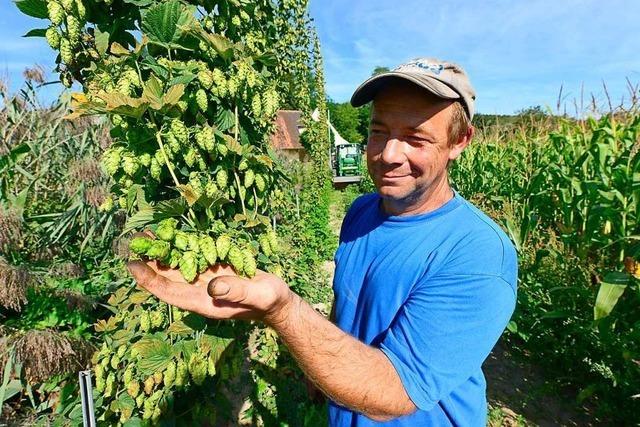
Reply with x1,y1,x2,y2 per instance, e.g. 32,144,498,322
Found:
380,138,406,165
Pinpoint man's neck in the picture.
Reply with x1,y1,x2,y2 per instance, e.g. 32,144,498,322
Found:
381,178,454,217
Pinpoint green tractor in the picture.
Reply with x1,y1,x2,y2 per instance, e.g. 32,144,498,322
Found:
333,143,362,177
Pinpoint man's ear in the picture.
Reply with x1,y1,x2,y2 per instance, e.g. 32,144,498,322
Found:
448,125,474,161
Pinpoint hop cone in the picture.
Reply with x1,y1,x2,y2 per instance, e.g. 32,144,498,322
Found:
156,218,178,242
187,232,200,253
179,251,198,282
251,93,262,117
227,246,243,273
242,248,256,277
170,119,189,144
188,353,208,386
139,311,151,332
168,249,181,269
153,371,163,385
66,14,81,46
75,0,86,19
121,154,139,176
199,235,217,265
174,231,189,251
197,69,213,89
144,376,155,395
150,158,162,181
129,236,152,255
205,180,219,198
215,169,228,189
255,173,266,192
127,380,140,398
60,38,73,64
164,361,176,388
244,169,255,188
259,235,272,257
267,231,279,254
150,309,165,328
216,234,231,260
146,240,170,260
175,359,188,387
47,0,64,26
196,89,208,112
45,26,60,49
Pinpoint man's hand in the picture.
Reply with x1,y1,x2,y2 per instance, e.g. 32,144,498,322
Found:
127,260,293,324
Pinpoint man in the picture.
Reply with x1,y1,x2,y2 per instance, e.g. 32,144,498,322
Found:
128,57,517,426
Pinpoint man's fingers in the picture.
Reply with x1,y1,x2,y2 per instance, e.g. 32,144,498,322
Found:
128,260,171,295
207,276,249,303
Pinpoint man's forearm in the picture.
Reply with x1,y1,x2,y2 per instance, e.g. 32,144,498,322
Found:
266,292,416,421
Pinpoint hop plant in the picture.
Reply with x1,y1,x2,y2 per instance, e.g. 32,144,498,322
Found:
45,26,60,49
195,89,208,112
47,0,64,26
194,126,215,152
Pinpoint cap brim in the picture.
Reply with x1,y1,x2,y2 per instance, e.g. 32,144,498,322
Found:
350,72,460,107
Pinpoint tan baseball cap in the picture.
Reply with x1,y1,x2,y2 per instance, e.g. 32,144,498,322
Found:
350,57,477,120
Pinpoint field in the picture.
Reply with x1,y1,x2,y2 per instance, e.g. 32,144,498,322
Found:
2,0,640,425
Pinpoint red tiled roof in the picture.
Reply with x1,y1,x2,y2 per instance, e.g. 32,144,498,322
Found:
270,110,305,150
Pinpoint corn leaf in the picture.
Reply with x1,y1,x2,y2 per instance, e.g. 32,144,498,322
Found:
594,272,629,320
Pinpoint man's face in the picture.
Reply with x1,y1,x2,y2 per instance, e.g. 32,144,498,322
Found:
366,80,466,210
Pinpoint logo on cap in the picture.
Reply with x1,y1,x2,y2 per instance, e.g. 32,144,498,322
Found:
394,60,444,75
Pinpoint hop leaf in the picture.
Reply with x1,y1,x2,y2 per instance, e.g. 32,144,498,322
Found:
179,251,198,282
199,235,217,265
216,234,231,260
129,236,152,255
156,218,178,241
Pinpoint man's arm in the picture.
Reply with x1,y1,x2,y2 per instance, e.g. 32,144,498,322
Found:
267,292,416,421
128,261,416,421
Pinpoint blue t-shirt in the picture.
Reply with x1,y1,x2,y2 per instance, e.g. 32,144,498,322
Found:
329,192,517,426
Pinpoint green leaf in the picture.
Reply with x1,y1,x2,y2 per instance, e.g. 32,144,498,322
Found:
94,29,110,56
141,0,193,46
23,28,47,37
14,0,48,19
132,337,173,375
215,108,234,131
593,272,629,320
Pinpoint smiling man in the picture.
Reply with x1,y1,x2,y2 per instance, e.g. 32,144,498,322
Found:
128,57,517,426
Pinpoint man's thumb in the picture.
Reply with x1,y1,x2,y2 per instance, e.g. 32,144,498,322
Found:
207,276,247,303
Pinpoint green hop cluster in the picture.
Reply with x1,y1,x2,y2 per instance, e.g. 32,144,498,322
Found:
127,380,140,398
195,126,215,152
179,251,198,282
163,361,176,387
143,375,155,395
215,234,231,259
227,245,243,273
66,14,81,46
255,173,266,192
175,359,188,388
156,218,178,241
139,311,151,332
244,169,255,188
150,309,165,328
60,38,73,64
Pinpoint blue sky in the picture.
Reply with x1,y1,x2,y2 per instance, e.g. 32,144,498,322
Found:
1,1,639,114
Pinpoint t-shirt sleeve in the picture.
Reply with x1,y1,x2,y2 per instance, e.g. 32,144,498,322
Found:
378,273,516,411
